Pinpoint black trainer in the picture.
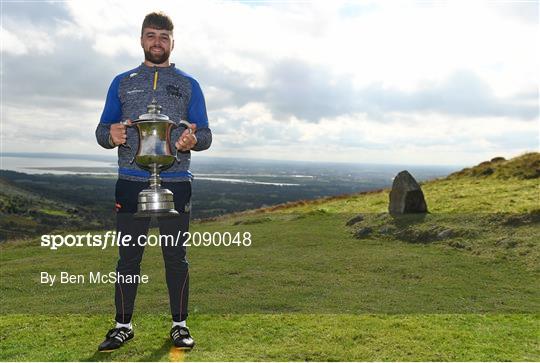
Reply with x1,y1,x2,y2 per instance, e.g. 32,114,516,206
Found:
98,327,134,352
170,326,195,349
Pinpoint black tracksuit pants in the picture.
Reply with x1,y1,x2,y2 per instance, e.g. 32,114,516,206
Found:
114,179,191,324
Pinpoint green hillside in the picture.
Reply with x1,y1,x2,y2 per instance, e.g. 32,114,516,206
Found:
0,176,112,241
1,153,539,361
447,152,540,179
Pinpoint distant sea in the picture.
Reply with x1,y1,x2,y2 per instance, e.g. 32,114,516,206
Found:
1,154,116,176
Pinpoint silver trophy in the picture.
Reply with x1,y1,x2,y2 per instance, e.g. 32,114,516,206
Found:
123,99,191,218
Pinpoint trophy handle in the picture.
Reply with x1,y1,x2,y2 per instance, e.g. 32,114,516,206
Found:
173,120,193,162
119,120,136,164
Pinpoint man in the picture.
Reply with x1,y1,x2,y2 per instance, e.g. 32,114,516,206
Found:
95,12,211,352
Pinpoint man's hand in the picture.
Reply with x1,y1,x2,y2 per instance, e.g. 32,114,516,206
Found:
110,120,132,146
175,124,197,151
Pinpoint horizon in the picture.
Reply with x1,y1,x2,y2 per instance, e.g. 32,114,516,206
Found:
1,150,484,169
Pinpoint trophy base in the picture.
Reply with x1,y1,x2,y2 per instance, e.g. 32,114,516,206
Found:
134,209,179,219
134,186,180,219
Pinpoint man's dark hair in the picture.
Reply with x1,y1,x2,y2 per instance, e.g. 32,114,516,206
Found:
141,12,174,36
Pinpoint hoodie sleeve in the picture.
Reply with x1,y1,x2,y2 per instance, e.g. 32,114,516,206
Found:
171,77,212,152
95,76,122,149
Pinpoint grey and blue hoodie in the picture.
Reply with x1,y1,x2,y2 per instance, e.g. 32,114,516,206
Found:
95,63,212,182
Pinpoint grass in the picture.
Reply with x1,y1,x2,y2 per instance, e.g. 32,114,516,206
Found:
270,176,539,215
1,152,539,361
2,211,538,316
39,209,71,217
1,314,538,361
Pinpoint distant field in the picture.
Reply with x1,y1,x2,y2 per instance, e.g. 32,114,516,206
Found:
0,158,454,241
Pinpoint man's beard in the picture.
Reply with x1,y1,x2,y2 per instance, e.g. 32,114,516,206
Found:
144,47,170,65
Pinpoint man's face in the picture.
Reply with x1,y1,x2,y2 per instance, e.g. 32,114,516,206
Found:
141,27,174,65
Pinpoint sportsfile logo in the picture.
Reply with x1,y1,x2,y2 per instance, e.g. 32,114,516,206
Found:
40,231,252,250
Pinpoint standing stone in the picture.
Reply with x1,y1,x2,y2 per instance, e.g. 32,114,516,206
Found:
389,170,428,215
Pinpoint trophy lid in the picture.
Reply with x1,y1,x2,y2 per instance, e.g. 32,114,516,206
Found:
135,98,171,122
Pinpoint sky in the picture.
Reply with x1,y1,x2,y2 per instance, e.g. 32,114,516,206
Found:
1,0,538,166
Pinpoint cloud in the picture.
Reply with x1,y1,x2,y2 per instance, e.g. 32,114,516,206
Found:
357,70,538,120
0,25,55,56
1,0,538,166
2,1,71,25
491,2,539,25
198,59,538,122
0,2,72,55
203,108,538,164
